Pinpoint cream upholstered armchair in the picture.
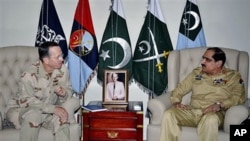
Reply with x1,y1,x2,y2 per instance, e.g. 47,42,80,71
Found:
0,46,81,141
147,47,249,141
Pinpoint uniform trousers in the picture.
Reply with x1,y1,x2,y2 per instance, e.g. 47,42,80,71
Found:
19,107,70,141
160,107,224,141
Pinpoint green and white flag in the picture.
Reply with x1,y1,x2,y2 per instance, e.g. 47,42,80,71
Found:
133,0,173,96
97,0,132,83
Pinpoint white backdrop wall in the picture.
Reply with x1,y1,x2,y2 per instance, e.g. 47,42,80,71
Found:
1,0,250,140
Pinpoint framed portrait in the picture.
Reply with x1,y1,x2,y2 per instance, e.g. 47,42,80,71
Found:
102,69,128,105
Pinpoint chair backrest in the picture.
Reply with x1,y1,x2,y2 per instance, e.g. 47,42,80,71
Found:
167,47,249,105
0,46,38,108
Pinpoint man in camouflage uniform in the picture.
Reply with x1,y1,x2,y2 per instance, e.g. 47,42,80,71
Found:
7,42,75,141
160,47,245,141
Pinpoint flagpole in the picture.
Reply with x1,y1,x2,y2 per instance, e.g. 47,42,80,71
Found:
149,93,153,100
79,93,83,141
81,91,85,106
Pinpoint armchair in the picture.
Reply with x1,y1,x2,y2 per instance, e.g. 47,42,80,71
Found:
0,46,81,141
147,47,249,141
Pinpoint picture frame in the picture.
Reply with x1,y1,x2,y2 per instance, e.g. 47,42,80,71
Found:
102,69,128,105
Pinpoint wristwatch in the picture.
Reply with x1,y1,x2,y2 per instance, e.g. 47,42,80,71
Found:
215,102,221,109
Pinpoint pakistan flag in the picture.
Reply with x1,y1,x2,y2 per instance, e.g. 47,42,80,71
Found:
133,0,173,96
97,0,132,83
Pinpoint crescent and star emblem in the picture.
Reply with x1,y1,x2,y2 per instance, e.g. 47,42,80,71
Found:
182,10,200,31
69,29,94,56
133,27,170,73
99,37,132,69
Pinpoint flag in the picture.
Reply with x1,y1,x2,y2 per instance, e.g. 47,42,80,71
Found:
176,0,206,50
35,0,68,59
133,0,173,96
68,0,98,94
97,0,132,83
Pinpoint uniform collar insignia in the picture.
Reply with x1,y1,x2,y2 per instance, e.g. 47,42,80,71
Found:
195,74,202,80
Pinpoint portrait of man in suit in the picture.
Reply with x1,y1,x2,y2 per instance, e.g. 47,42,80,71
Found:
103,70,128,104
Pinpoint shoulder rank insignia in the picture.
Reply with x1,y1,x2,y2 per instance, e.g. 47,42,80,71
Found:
239,78,244,85
213,78,227,85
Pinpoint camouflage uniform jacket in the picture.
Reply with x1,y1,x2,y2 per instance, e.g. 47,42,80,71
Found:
7,61,73,114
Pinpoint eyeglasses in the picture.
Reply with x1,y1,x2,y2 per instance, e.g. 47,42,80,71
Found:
49,54,64,60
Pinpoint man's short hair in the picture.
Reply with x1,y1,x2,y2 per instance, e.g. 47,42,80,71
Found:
112,73,118,79
206,47,226,66
38,42,59,62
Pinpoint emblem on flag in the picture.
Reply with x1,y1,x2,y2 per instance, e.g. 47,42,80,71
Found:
35,25,66,46
69,29,95,56
133,27,170,73
100,37,132,69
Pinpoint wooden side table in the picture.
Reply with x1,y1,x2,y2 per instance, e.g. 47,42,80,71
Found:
82,101,143,141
